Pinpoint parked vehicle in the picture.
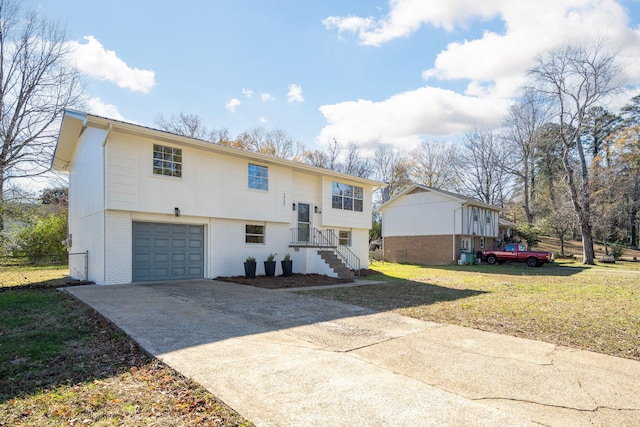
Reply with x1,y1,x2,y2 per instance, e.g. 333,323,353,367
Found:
483,243,554,267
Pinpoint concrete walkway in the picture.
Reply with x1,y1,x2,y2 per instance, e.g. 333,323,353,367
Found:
63,280,640,427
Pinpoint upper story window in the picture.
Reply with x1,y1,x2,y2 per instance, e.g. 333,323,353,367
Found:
472,208,478,222
332,182,363,212
153,144,182,177
486,211,492,223
248,164,268,191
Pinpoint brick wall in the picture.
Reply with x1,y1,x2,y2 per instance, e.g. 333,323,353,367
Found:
383,235,455,265
209,218,292,278
104,210,132,285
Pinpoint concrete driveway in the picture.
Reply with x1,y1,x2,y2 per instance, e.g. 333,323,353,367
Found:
64,280,640,427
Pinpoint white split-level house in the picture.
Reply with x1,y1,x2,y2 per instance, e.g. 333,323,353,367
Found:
378,184,506,265
52,111,384,285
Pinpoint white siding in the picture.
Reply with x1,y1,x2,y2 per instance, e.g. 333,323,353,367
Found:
382,189,500,239
383,191,460,237
105,132,295,223
68,212,104,284
320,176,372,229
67,127,108,284
455,206,499,237
69,127,107,220
291,171,321,234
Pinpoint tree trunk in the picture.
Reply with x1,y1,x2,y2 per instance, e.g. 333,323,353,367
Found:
562,144,596,265
559,235,565,257
0,175,5,232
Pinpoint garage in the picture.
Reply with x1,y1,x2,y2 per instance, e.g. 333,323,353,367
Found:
132,222,204,282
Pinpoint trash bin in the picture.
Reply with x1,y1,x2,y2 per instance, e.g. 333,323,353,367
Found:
464,251,475,265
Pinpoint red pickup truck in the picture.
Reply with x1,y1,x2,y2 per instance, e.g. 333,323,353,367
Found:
483,243,554,267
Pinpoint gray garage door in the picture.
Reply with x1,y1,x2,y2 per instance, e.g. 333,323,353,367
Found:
132,222,204,282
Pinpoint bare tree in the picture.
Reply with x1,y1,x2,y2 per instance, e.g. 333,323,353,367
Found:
502,91,551,223
234,126,304,160
456,127,512,206
302,139,370,176
154,112,230,143
527,40,622,264
372,145,413,204
339,143,372,178
0,0,83,231
410,141,458,190
540,194,576,257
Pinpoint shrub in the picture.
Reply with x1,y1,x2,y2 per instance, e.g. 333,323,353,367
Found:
13,213,67,257
610,243,623,260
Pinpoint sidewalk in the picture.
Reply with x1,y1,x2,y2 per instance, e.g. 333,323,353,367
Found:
63,280,640,426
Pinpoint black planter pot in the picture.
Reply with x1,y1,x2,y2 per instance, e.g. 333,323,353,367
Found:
281,260,293,277
264,261,276,277
244,261,256,278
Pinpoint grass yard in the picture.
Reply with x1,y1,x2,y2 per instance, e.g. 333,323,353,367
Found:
302,259,640,361
0,282,252,426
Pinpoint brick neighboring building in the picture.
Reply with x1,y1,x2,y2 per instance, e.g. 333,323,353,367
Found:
378,185,504,265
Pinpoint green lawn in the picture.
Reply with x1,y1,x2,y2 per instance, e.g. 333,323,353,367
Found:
0,283,252,426
302,260,640,360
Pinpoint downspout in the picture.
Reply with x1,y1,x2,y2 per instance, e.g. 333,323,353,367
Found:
453,206,461,262
101,124,112,284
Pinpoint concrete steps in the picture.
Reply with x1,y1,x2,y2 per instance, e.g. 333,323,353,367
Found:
317,250,355,279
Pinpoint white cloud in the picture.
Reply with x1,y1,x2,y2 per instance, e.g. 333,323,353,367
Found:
67,36,156,94
260,117,268,123
86,97,126,121
420,0,640,97
319,0,640,151
261,93,275,102
318,86,511,151
242,88,253,97
287,84,304,103
226,98,241,112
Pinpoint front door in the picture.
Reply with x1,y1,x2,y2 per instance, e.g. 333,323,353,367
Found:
297,203,310,243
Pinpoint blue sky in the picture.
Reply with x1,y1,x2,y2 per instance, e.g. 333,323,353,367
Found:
28,0,640,154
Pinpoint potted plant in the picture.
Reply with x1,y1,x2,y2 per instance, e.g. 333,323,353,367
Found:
264,253,276,277
244,256,256,278
281,253,293,277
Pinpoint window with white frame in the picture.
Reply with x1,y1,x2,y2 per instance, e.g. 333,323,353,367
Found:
339,230,352,246
472,207,478,222
332,182,363,212
153,144,182,177
461,238,471,250
486,211,492,223
245,224,265,243
248,164,268,191
480,237,485,249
